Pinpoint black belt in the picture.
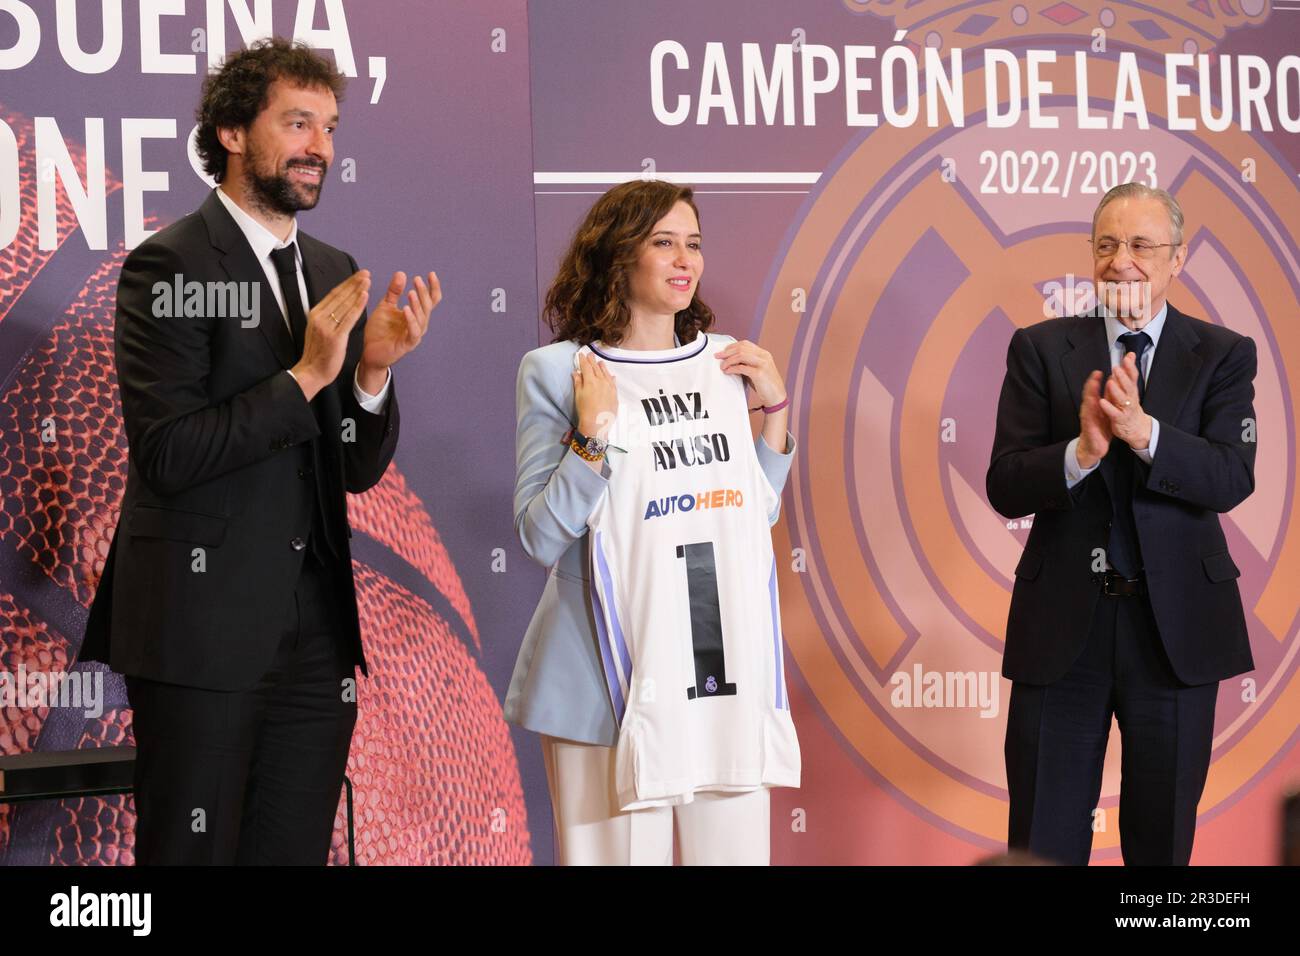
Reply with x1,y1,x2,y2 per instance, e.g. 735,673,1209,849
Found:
1095,570,1146,597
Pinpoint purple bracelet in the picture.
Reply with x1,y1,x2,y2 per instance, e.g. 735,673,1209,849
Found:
749,397,790,414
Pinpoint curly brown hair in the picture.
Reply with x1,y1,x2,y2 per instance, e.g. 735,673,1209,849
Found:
545,180,715,346
195,37,346,184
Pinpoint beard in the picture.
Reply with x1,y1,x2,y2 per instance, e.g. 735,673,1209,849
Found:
242,138,327,218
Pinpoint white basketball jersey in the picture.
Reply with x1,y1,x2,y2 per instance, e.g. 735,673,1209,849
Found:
580,333,800,811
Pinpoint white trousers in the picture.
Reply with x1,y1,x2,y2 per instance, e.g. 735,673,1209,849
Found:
541,735,771,866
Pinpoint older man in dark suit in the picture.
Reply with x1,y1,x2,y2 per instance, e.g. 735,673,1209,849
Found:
81,38,439,864
987,183,1256,865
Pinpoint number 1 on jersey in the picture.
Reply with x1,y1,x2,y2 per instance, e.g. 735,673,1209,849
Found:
677,541,738,701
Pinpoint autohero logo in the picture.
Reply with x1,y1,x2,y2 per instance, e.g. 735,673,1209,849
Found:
644,487,745,520
49,886,151,936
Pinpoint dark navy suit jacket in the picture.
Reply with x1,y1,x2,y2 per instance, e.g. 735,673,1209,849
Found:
986,304,1256,686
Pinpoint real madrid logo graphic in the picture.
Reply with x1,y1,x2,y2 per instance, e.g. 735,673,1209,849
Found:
761,1,1298,854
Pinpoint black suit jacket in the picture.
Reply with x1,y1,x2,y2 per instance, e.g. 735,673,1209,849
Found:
986,304,1255,687
81,189,399,690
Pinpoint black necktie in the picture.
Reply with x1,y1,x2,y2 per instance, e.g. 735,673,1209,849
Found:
1106,330,1153,577
269,242,307,357
269,242,337,561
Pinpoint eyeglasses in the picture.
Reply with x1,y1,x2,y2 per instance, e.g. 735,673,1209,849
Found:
1089,238,1178,260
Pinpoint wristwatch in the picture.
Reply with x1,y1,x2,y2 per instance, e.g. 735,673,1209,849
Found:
570,428,608,462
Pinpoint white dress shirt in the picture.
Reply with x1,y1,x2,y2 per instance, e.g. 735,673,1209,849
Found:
1064,302,1167,489
214,187,390,414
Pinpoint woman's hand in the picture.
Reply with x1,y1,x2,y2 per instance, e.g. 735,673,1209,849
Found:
573,351,619,438
716,340,786,407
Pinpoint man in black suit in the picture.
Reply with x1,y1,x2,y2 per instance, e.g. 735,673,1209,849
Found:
81,38,440,864
987,183,1256,865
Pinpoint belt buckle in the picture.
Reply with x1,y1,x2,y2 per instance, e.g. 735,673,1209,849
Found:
1100,571,1142,597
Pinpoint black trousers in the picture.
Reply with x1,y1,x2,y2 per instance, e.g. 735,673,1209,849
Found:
126,550,358,865
1005,590,1218,866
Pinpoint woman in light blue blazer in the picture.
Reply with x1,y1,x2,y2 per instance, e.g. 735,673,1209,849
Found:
505,180,797,864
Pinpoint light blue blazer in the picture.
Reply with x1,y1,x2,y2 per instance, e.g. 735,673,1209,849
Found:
504,334,797,746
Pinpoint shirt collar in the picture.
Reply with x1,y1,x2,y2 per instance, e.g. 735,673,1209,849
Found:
213,186,299,264
1102,301,1167,354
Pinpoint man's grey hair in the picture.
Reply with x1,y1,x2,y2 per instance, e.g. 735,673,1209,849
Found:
1091,182,1185,247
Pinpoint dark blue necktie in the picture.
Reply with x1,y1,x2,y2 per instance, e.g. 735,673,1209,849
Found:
1118,330,1151,400
1106,330,1152,577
